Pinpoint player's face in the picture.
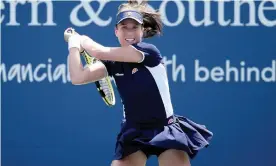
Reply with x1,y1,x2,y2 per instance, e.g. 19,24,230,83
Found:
115,19,143,47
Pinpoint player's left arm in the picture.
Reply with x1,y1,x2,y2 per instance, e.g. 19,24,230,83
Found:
68,47,108,85
81,36,144,63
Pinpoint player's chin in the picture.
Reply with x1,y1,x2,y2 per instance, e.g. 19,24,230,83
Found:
126,41,140,46
126,38,141,45
122,42,134,47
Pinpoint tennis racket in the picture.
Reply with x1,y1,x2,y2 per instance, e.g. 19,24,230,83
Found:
64,28,116,107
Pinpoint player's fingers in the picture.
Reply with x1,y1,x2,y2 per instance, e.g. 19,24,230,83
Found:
64,27,77,42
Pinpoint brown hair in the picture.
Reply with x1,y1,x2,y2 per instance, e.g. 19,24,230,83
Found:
117,0,163,38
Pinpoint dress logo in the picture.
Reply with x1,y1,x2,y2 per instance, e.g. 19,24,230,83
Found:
115,73,124,76
132,68,138,74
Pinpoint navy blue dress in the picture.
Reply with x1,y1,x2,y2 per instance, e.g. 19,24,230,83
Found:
103,42,213,159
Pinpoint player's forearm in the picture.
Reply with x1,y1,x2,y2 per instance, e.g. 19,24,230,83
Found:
81,36,111,59
81,36,142,62
68,48,86,85
68,48,107,85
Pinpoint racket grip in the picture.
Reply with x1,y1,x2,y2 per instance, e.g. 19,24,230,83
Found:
81,51,92,64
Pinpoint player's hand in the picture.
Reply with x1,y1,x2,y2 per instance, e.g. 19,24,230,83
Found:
64,27,79,42
64,27,84,52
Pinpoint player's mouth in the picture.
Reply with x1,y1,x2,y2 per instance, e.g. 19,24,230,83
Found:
125,38,135,44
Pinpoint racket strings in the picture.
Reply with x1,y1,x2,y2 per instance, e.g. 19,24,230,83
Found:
99,79,113,100
82,52,115,106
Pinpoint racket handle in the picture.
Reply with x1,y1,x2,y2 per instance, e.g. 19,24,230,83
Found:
81,50,93,65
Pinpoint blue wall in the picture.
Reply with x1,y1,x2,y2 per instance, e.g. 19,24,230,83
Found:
2,1,276,166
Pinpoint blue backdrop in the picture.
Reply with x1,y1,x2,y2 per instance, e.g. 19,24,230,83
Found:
2,1,276,166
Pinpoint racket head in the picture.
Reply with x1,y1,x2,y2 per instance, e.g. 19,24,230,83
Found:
95,77,116,107
81,51,116,107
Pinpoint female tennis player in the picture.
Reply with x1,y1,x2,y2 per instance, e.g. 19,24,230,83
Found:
66,1,213,166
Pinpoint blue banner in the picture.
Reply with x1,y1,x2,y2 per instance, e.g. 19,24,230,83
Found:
2,1,276,166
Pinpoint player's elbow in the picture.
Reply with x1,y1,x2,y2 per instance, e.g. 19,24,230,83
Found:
71,79,83,85
70,74,85,85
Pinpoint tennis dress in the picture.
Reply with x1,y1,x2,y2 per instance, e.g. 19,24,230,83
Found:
103,42,213,159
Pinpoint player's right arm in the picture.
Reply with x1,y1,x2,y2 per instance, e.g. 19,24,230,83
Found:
68,48,107,85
